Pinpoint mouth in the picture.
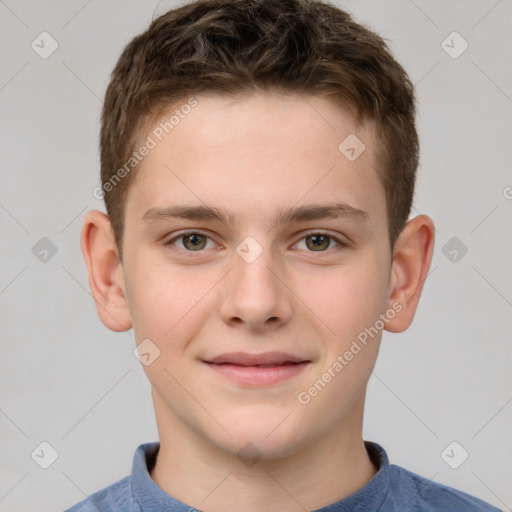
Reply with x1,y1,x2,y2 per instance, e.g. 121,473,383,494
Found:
202,352,311,386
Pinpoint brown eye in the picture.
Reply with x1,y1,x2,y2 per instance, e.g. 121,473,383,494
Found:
305,234,332,251
182,233,208,251
166,232,215,253
295,232,347,253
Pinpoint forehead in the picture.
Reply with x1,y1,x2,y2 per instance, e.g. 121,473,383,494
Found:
126,92,385,228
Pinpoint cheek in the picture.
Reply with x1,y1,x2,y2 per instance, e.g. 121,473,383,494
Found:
294,264,387,418
301,260,388,343
127,256,221,365
127,251,207,328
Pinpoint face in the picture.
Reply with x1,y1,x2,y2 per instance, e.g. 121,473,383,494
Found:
120,92,393,459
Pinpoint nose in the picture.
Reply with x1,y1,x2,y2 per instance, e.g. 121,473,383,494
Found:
218,243,293,333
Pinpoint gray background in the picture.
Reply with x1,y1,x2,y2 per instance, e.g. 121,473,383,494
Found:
1,0,511,510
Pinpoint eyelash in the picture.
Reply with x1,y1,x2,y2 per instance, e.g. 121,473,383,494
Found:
164,230,349,256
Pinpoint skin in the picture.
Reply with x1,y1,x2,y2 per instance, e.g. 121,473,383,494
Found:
81,92,435,511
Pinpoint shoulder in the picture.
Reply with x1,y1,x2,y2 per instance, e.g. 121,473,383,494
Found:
63,475,135,512
386,464,502,512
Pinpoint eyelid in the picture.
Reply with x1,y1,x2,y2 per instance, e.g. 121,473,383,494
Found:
164,229,349,254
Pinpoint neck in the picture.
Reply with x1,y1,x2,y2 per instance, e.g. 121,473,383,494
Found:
149,391,377,512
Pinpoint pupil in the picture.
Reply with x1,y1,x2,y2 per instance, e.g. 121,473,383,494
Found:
185,234,205,250
309,235,329,250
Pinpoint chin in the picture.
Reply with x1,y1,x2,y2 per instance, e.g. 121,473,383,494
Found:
212,412,312,461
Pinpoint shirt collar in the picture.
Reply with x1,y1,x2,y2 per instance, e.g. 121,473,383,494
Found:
131,440,389,511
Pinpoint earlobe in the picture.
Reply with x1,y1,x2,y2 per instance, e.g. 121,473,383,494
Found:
384,215,435,333
80,210,132,332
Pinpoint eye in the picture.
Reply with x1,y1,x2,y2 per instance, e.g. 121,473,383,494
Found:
164,230,348,255
295,232,347,252
165,231,216,252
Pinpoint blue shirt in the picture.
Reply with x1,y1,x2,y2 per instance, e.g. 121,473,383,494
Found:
64,441,501,511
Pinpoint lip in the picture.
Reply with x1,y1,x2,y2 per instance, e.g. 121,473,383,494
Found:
205,351,308,366
203,351,311,387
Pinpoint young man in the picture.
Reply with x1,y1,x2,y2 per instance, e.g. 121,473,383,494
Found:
67,0,500,510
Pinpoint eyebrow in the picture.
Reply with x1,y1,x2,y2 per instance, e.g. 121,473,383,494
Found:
142,202,369,228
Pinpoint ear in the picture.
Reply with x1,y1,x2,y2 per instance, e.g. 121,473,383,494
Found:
384,214,435,333
80,210,132,332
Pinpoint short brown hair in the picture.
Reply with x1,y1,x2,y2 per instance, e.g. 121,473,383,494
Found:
100,0,419,260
